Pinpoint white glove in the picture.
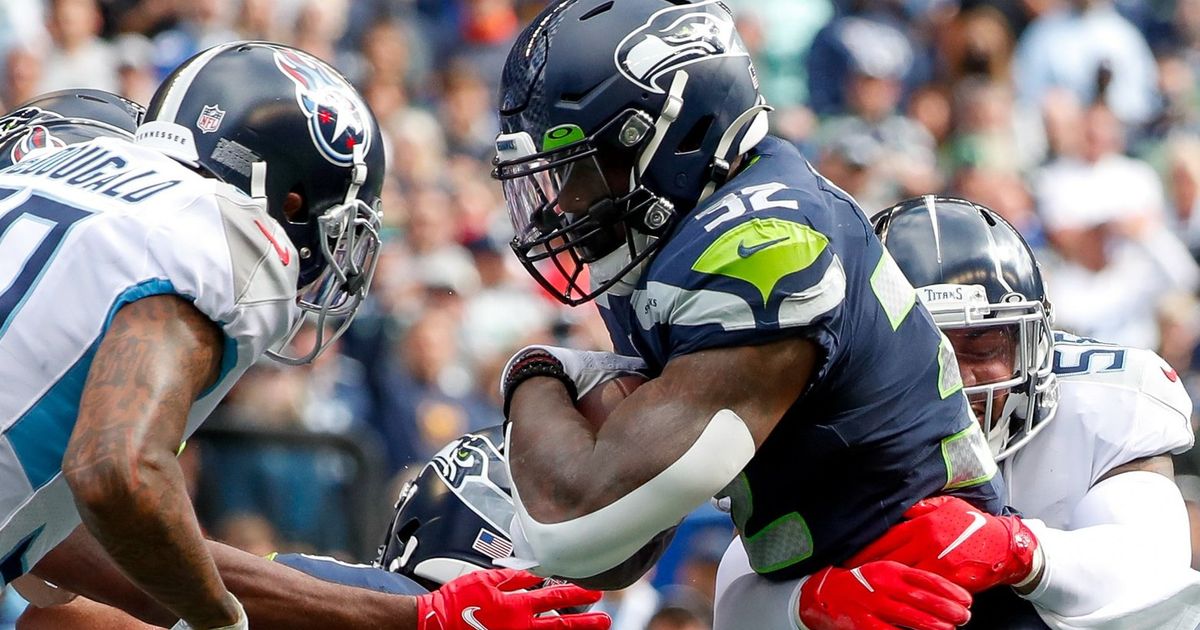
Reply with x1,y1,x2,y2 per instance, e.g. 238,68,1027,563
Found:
500,345,647,402
170,594,248,630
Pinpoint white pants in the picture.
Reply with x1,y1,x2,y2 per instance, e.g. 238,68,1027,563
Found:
713,537,803,630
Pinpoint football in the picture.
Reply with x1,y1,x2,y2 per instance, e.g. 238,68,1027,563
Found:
575,374,648,431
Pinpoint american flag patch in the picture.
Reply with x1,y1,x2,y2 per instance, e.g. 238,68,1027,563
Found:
471,529,514,559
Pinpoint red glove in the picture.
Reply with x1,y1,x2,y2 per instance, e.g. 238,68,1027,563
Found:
847,496,1042,593
798,561,973,630
415,569,611,630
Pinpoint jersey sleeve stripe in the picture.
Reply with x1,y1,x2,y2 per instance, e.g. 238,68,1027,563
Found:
4,279,181,490
870,251,917,331
632,281,756,331
778,255,845,328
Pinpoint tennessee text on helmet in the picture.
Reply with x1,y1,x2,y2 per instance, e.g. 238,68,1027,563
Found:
873,196,1058,461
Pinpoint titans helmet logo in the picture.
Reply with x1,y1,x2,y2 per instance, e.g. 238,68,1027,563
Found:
9,125,66,164
273,48,372,166
614,0,748,94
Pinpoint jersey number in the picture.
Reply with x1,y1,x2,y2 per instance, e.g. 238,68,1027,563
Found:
1054,348,1127,375
0,189,92,334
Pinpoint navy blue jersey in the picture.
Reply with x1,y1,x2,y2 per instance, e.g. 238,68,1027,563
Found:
597,136,1004,580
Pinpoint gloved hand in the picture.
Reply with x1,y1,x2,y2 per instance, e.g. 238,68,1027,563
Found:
797,561,972,630
501,345,646,415
847,496,1043,593
169,593,248,630
416,569,610,630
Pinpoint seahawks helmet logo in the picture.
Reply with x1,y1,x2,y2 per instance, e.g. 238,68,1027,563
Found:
431,434,501,490
9,125,65,164
614,0,748,94
273,48,372,166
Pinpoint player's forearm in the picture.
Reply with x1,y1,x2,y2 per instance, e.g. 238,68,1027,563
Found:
508,377,609,520
1020,472,1199,625
208,541,420,629
68,447,238,628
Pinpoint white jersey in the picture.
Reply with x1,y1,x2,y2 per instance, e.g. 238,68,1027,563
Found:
1006,332,1195,525
0,136,298,581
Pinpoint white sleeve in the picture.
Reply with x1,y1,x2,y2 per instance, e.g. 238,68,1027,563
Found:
144,189,298,360
1022,471,1200,629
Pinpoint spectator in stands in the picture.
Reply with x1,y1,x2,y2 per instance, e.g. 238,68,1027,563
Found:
40,0,117,93
1014,0,1159,125
1036,104,1200,348
373,311,495,474
817,20,941,209
807,0,929,116
1165,135,1200,260
0,0,45,58
2,46,43,111
113,33,155,105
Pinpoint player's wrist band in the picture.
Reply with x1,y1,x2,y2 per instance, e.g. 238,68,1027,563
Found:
502,351,578,417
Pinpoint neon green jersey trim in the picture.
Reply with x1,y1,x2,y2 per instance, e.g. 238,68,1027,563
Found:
692,218,829,303
941,423,998,490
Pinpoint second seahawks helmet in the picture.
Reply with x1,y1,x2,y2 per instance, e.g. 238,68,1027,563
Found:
873,196,1058,461
377,426,516,589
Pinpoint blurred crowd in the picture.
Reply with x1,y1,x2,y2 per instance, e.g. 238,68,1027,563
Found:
5,0,1200,628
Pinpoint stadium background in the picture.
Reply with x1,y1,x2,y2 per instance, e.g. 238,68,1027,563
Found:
3,0,1200,628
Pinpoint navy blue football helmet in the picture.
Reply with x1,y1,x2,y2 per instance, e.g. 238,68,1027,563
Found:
377,426,515,588
873,197,1058,460
139,41,385,364
0,89,143,169
493,0,770,305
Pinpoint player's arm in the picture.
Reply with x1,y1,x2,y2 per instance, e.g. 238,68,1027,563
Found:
60,294,242,629
1011,455,1200,628
33,525,609,630
849,456,1200,629
504,337,815,581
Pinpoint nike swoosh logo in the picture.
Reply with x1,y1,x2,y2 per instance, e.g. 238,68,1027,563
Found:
462,606,490,630
937,510,987,560
737,236,789,258
254,219,291,266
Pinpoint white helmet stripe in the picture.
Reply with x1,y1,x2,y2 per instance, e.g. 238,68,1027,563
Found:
923,194,942,265
153,41,243,122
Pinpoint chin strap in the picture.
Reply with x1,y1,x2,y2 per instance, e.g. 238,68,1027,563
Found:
250,161,267,200
699,96,772,202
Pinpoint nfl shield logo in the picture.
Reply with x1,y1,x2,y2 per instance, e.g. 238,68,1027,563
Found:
196,105,225,134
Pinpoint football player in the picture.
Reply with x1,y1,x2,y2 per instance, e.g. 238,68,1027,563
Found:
0,40,387,628
493,2,1002,628
0,44,606,630
713,197,1200,629
19,426,610,629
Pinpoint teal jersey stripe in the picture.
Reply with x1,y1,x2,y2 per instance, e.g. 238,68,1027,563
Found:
5,279,236,490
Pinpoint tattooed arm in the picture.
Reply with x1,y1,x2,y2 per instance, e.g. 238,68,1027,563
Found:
61,295,241,629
